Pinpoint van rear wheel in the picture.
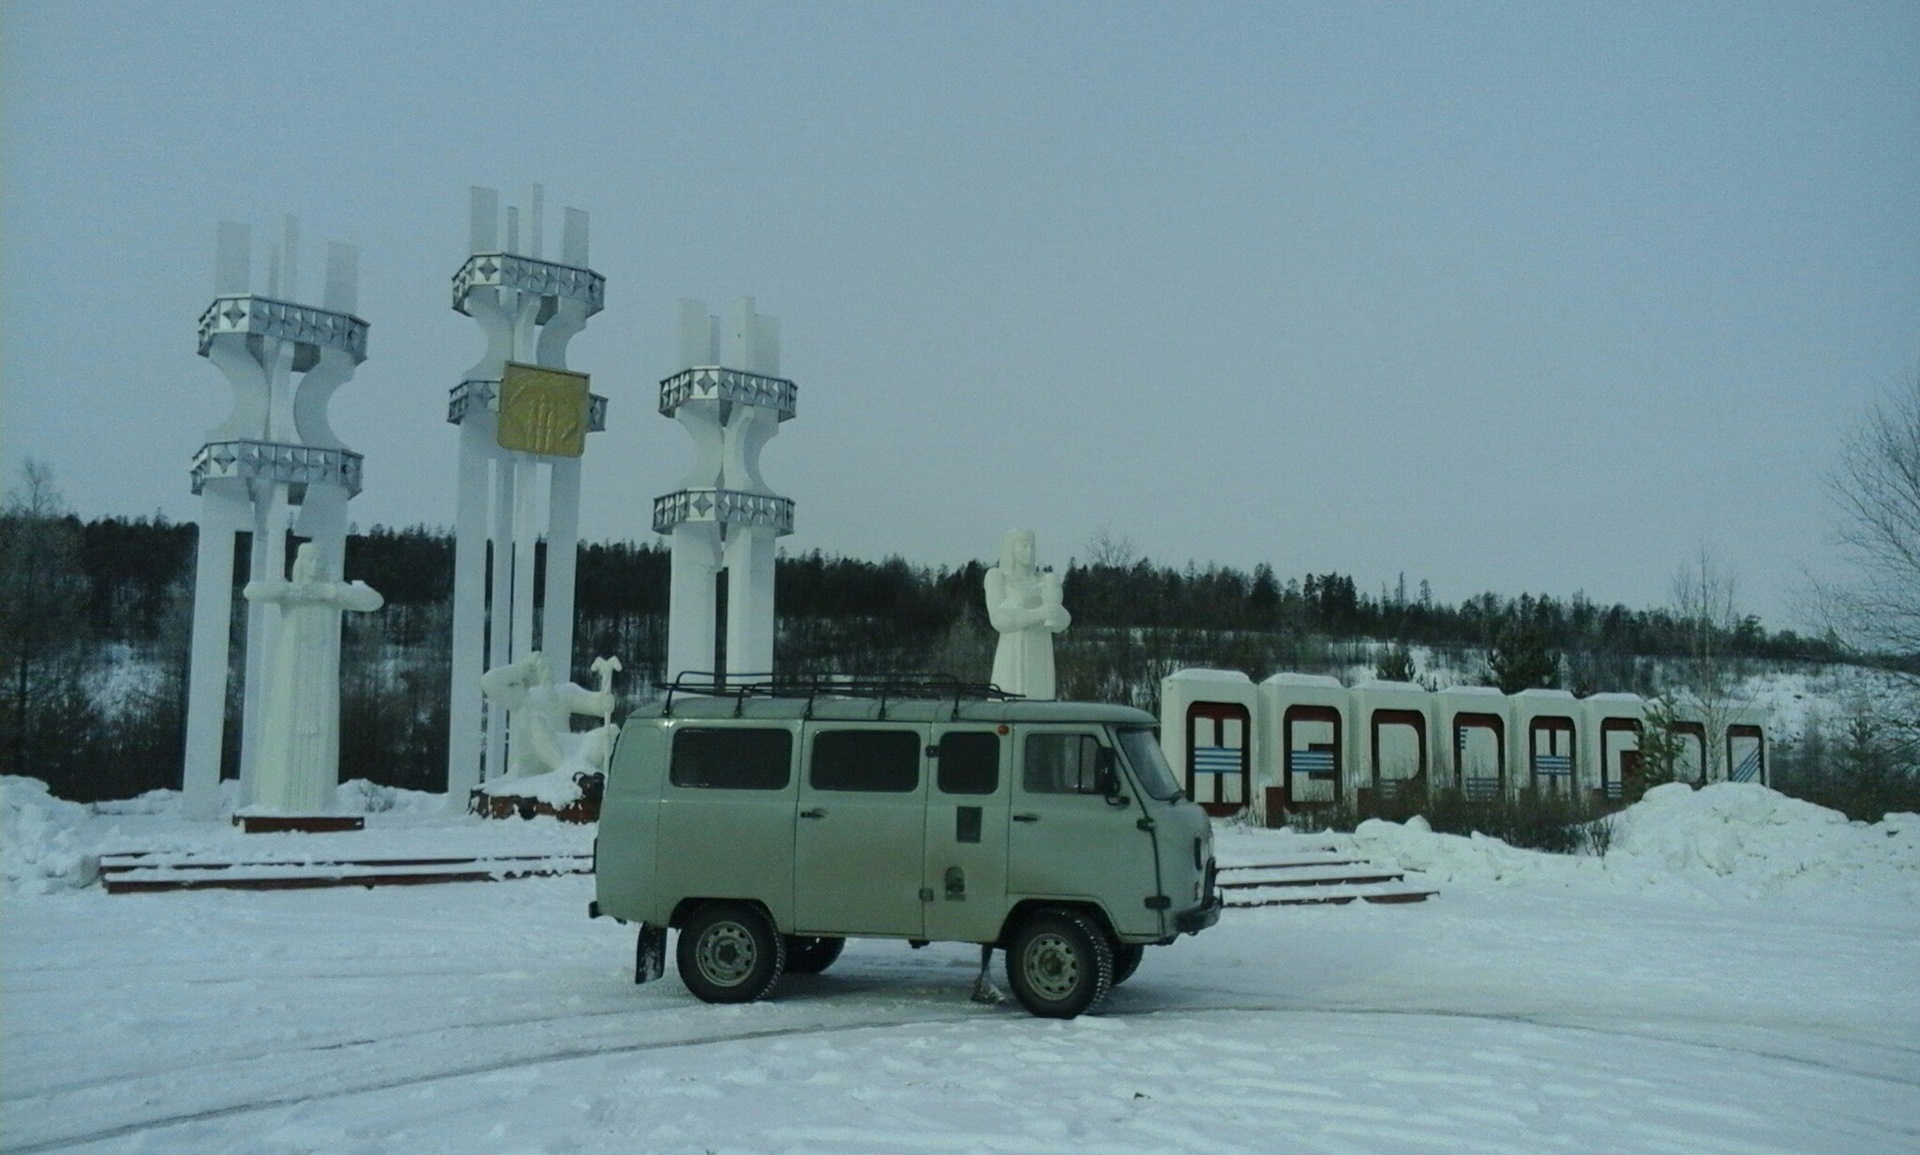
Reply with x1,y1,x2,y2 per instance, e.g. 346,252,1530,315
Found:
783,935,846,975
1006,909,1113,1019
677,903,785,1004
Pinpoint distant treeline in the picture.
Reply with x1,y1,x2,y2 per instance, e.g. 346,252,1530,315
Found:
7,513,1850,802
72,515,1839,668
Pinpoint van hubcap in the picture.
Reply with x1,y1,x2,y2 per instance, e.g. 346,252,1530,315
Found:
1022,933,1080,1000
695,922,756,986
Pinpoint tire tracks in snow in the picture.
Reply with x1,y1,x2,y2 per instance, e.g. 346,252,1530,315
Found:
10,998,1916,1153
3,1005,991,1154
1135,1002,1920,1090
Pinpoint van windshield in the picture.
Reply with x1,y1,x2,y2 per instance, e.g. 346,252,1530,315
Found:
1115,728,1183,802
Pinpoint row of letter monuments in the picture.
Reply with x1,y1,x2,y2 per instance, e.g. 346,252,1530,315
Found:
1158,669,1769,824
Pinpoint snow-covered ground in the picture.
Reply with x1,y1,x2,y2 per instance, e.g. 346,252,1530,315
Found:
3,778,1916,1154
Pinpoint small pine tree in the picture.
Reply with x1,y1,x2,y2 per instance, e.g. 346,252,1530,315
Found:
1485,619,1560,694
1375,643,1416,683
1625,696,1685,803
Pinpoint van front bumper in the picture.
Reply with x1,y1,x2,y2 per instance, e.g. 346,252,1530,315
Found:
1175,895,1222,935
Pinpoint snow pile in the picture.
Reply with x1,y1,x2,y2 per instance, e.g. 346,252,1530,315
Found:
334,778,448,815
1349,815,1566,885
93,784,205,816
1612,782,1919,889
1349,782,1920,898
1,777,98,894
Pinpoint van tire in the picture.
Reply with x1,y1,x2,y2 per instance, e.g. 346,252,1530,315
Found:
677,903,786,1004
783,935,846,975
1006,909,1113,1019
1111,942,1145,986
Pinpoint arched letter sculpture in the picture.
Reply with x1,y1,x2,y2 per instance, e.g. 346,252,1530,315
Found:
985,529,1070,699
478,650,619,780
241,543,384,813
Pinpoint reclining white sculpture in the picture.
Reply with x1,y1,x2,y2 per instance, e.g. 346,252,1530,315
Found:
478,650,619,784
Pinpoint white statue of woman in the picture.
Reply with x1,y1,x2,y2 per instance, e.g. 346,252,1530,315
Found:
985,529,1071,699
478,650,618,779
243,543,384,813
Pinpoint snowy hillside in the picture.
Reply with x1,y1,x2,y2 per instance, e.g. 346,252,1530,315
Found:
3,777,1916,1153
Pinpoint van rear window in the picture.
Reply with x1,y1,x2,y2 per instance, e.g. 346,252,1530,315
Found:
670,728,793,790
810,730,920,793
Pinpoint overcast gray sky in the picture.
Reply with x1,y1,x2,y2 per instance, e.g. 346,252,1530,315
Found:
4,2,1916,629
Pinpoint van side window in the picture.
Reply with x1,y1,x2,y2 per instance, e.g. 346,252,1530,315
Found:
810,730,920,793
1024,733,1106,794
937,731,999,795
669,727,792,790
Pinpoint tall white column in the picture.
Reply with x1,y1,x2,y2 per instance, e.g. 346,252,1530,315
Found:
183,218,370,818
511,455,538,660
666,523,721,681
485,456,514,786
181,490,244,820
444,185,605,802
240,486,290,805
543,456,583,671
656,298,797,686
445,418,492,800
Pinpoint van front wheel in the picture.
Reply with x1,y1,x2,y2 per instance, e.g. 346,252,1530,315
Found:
1111,942,1145,986
1006,909,1113,1019
677,903,786,1004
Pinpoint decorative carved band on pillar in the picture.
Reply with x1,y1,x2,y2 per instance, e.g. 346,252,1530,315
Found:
197,295,369,362
658,366,798,420
190,440,365,496
653,488,797,536
446,379,607,429
452,252,605,316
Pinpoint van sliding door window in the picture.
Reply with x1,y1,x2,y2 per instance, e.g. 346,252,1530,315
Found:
1024,733,1105,794
669,728,792,790
937,732,999,795
811,730,920,792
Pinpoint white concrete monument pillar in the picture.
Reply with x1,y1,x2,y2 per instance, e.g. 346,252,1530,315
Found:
655,298,795,685
445,186,606,803
181,217,369,820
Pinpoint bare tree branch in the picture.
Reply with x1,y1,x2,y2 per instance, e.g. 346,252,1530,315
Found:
1823,375,1920,662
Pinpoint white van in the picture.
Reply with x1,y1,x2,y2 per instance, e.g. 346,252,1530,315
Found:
591,677,1221,1018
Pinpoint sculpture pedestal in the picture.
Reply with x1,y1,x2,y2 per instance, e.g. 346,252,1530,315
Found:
468,769,602,824
232,814,366,834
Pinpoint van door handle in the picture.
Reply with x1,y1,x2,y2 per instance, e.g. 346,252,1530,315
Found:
800,808,827,819
1012,813,1039,823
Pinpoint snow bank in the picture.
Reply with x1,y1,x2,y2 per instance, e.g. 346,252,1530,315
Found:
2,777,98,894
91,788,180,816
1348,782,1920,899
334,778,450,815
2,776,592,897
1349,815,1570,886
1612,782,1919,888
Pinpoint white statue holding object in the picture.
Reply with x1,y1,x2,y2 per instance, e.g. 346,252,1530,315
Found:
241,543,384,813
985,529,1070,699
478,650,619,781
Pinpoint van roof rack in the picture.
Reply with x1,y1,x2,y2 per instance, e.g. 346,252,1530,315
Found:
658,672,1021,718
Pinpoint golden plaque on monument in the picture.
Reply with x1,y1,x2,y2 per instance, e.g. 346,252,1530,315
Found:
497,362,590,457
